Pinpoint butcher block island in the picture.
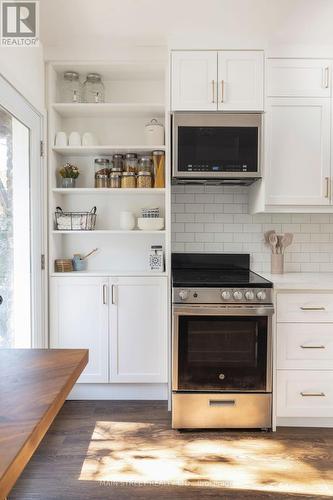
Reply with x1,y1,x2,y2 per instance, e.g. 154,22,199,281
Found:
0,349,88,499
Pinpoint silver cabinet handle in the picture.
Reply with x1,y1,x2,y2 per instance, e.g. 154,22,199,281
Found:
111,285,117,305
102,284,107,305
324,66,329,88
209,399,235,407
300,306,326,311
211,80,215,103
300,344,325,349
220,80,224,103
325,177,330,198
301,392,326,397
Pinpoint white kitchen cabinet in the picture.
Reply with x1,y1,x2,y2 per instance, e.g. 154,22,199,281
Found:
171,50,263,111
264,98,331,206
109,277,167,383
171,51,217,111
50,277,109,383
217,51,263,110
267,59,331,97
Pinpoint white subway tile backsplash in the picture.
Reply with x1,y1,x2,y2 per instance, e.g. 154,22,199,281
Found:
171,186,333,272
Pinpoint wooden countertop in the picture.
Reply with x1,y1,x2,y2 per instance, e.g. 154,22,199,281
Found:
0,348,88,499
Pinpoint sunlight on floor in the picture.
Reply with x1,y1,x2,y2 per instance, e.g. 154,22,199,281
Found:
79,421,333,496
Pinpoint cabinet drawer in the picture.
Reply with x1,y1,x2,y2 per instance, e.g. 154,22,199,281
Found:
277,293,333,322
277,371,333,417
267,59,331,97
277,323,333,369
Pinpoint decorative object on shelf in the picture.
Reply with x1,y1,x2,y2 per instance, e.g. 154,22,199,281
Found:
121,171,136,188
82,132,98,146
72,249,98,271
59,162,80,188
83,73,105,103
141,207,160,218
152,150,165,188
264,230,294,274
60,71,82,103
137,171,152,188
120,211,136,230
94,158,110,187
148,245,164,272
54,131,68,147
55,206,97,231
144,118,165,146
138,155,152,173
54,259,73,272
124,153,138,173
68,131,81,146
137,217,164,231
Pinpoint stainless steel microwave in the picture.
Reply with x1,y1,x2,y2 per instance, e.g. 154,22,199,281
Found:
172,112,262,184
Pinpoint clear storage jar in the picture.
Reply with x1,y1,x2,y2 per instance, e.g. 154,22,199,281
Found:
124,153,138,173
94,158,110,188
137,171,152,188
60,71,82,103
121,172,136,188
109,172,122,188
112,154,123,171
138,155,152,173
83,73,105,103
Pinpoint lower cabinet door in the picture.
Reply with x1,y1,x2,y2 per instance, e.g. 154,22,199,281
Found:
50,277,109,383
277,370,333,417
109,277,168,383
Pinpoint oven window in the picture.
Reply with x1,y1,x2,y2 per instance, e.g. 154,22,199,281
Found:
178,126,258,172
177,316,268,391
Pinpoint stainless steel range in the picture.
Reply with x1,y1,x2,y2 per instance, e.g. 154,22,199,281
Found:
172,253,274,430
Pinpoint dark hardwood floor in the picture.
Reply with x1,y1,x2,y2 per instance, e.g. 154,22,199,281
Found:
9,401,333,500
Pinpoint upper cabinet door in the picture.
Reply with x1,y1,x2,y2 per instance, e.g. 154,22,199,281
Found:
217,51,264,111
265,98,331,206
50,277,109,383
109,277,168,383
171,51,218,111
267,59,331,97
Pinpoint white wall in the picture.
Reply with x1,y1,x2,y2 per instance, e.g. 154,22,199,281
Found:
0,45,44,112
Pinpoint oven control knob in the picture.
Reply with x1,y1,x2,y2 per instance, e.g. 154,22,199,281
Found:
221,290,231,300
257,290,267,301
233,291,243,300
245,290,255,301
178,289,189,301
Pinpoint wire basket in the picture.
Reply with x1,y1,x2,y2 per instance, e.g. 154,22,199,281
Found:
55,206,97,231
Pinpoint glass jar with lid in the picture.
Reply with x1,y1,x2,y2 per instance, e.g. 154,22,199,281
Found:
112,154,123,171
109,171,122,188
60,71,82,103
137,171,152,188
94,158,110,188
83,73,105,103
121,172,136,188
138,155,152,173
124,153,138,173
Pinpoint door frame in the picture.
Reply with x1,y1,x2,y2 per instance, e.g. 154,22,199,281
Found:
0,73,46,348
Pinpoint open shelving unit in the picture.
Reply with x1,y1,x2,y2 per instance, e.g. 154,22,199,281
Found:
47,60,170,276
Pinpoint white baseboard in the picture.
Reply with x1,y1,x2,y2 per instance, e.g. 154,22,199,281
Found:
277,417,333,428
67,383,168,400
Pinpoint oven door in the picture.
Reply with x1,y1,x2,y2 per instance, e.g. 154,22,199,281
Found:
173,304,273,393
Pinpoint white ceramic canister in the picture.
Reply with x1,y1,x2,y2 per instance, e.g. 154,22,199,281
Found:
120,211,136,230
144,118,165,146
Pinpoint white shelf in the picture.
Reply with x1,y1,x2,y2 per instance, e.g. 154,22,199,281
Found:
52,187,165,195
51,271,168,277
51,102,165,118
52,230,166,234
52,145,166,156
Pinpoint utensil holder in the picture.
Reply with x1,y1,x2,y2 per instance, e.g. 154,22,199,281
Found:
271,254,284,274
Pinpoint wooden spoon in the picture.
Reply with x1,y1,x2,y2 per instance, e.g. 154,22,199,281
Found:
268,233,278,254
280,233,293,254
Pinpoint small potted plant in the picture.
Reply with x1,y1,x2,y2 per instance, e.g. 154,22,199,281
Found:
59,162,79,188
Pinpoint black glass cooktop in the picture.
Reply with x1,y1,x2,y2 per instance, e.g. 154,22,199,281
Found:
172,253,273,288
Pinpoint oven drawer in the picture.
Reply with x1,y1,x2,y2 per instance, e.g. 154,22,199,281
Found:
277,371,333,417
277,323,333,370
172,393,272,429
277,293,333,323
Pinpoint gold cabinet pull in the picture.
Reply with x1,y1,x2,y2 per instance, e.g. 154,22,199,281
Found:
102,284,107,305
300,306,326,311
300,344,325,349
211,80,215,103
324,66,330,88
111,285,117,305
325,177,330,198
220,80,224,102
301,392,326,397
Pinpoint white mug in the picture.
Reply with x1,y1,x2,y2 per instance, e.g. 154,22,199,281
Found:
68,131,81,146
82,132,98,146
55,131,67,147
120,211,136,231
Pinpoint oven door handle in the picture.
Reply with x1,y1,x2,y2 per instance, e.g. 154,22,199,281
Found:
209,399,236,407
173,304,274,317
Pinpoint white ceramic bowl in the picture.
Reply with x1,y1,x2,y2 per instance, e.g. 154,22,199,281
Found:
137,217,164,231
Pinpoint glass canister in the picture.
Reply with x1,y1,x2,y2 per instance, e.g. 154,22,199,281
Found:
121,171,136,188
137,171,152,188
60,71,82,103
124,153,138,173
109,171,122,188
94,158,110,188
152,150,165,188
83,73,105,103
138,155,152,173
112,154,123,171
